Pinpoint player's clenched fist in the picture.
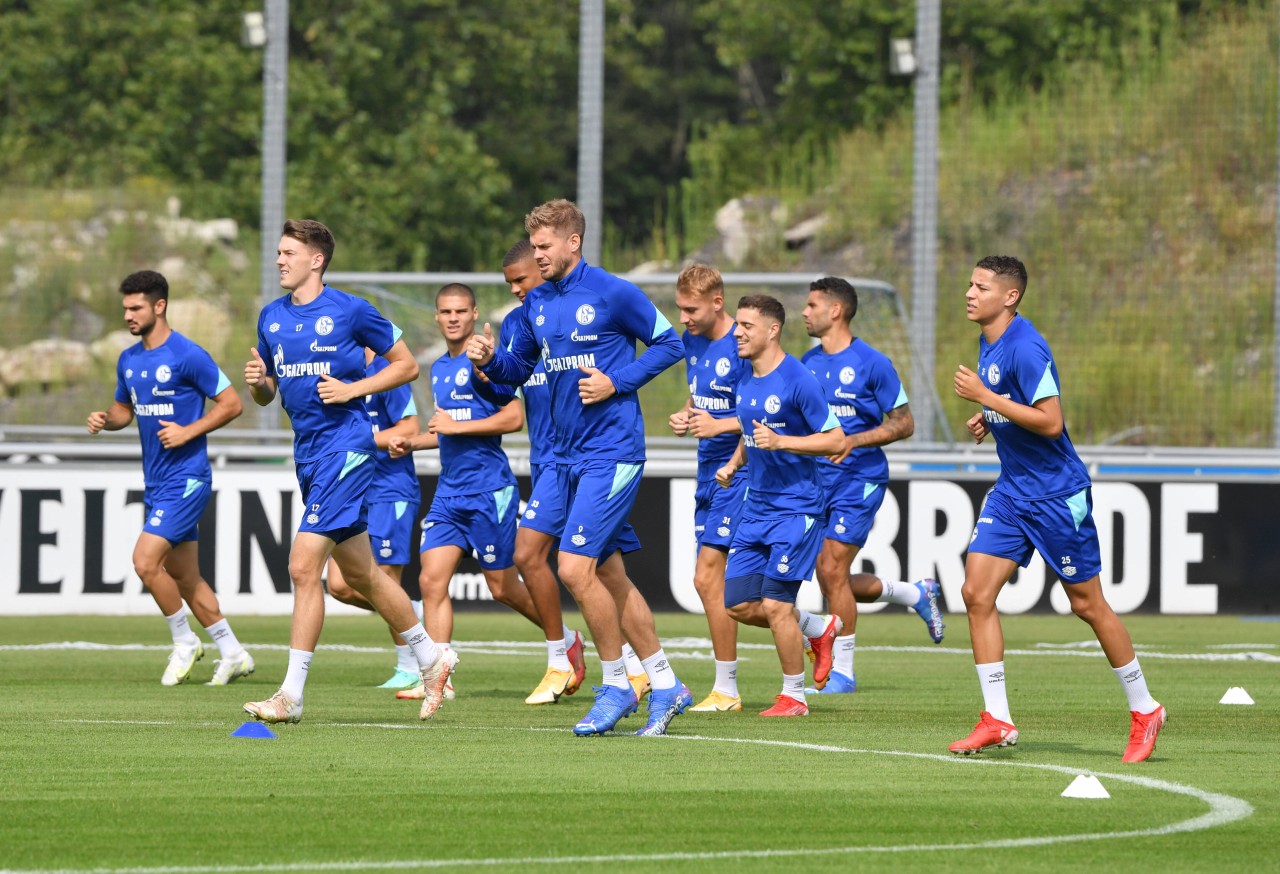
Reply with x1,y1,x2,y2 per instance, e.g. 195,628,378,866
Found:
86,411,108,434
245,347,269,386
465,322,495,367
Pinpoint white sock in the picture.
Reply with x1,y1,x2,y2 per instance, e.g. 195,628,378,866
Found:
394,644,416,673
621,643,644,675
876,580,920,607
833,634,855,677
562,624,576,645
601,656,629,690
713,659,739,697
546,637,570,671
164,609,199,647
411,599,424,621
398,622,441,669
202,619,243,658
281,648,313,700
782,673,806,702
641,649,676,691
796,610,826,638
977,661,1012,723
1112,657,1159,713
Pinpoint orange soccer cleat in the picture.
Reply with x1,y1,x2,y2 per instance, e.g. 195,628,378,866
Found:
949,711,1019,754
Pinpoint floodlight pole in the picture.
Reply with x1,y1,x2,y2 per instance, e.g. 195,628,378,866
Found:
578,0,604,265
909,0,941,445
1273,31,1280,448
258,0,288,431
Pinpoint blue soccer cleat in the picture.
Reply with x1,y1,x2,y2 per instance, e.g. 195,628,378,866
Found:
573,684,639,736
913,578,946,644
635,681,694,737
818,670,857,694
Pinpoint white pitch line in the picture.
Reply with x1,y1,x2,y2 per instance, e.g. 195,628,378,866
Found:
0,729,1253,874
4,639,1277,662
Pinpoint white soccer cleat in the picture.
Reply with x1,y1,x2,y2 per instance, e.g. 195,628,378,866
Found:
243,690,302,724
161,640,204,686
418,648,460,720
205,651,255,686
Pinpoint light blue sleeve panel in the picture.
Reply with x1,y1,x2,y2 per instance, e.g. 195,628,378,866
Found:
1031,361,1060,404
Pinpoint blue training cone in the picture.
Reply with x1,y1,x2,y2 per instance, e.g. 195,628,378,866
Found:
230,721,277,739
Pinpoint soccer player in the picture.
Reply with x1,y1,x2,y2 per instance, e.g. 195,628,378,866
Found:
667,263,750,712
489,241,589,704
323,348,424,690
241,219,454,724
467,198,693,737
800,276,944,695
951,255,1165,761
87,270,253,687
388,283,549,700
714,295,844,717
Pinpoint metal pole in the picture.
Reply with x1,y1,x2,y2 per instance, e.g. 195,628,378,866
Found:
258,0,288,431
578,0,604,265
910,0,941,444
1274,28,1280,447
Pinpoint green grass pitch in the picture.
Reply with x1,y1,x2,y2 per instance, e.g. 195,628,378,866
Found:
0,611,1276,873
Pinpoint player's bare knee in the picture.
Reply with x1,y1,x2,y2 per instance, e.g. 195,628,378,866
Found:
960,580,994,612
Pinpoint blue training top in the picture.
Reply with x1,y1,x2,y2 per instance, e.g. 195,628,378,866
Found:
683,325,749,483
116,331,231,488
735,353,839,517
255,286,399,463
482,260,684,463
977,314,1091,501
430,348,517,498
802,338,908,494
364,356,420,504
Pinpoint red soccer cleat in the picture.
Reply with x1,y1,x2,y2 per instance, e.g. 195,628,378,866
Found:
806,614,843,690
949,711,1019,754
565,630,586,695
1122,704,1166,763
759,694,809,717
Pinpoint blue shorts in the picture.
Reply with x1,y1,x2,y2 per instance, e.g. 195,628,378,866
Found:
295,451,373,542
823,481,886,546
420,487,518,570
368,498,420,566
724,513,822,606
968,486,1103,583
142,478,211,545
523,460,643,558
560,459,645,559
694,472,747,552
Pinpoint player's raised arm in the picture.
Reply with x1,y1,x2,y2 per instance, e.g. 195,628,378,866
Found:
245,346,277,406
603,286,684,394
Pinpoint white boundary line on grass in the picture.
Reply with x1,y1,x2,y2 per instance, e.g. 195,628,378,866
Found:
4,639,1279,662
9,725,1255,874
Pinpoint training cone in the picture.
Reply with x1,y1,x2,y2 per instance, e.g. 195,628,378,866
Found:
1219,686,1255,705
1061,774,1110,799
230,721,278,739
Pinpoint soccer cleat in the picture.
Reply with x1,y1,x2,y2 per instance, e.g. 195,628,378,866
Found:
949,711,1019,754
806,614,843,690
817,670,857,694
689,690,743,712
418,647,460,720
628,672,651,702
565,630,586,695
525,667,575,705
760,694,809,717
912,578,946,644
1122,704,1167,763
635,682,694,737
572,684,639,736
160,640,204,686
377,667,422,690
243,690,302,724
205,650,255,686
